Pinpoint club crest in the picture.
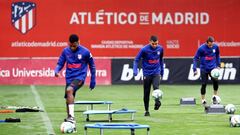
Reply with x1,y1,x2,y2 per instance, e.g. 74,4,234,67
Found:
78,54,82,59
11,2,36,34
213,49,216,53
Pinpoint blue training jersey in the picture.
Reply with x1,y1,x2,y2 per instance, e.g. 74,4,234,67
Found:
193,43,220,73
55,45,96,84
133,44,164,76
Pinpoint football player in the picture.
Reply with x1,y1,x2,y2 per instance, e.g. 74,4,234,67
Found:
193,36,221,105
55,34,96,132
133,35,164,116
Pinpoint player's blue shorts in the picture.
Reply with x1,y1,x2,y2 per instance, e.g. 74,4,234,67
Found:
64,79,84,98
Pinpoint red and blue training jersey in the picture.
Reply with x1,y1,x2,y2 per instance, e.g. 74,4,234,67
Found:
55,45,96,84
193,43,220,73
133,44,164,76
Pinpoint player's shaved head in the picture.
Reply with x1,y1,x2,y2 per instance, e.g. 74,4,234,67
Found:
149,35,159,49
150,35,158,42
69,34,79,43
69,34,79,52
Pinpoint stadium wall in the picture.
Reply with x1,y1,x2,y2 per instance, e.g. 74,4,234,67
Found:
0,0,240,58
0,58,239,85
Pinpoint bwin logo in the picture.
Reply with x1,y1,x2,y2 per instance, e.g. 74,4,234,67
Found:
120,64,169,81
188,63,237,80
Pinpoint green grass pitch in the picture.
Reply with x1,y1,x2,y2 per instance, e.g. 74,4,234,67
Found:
0,85,240,135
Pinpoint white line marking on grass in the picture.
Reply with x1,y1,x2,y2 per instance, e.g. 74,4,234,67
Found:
31,85,56,135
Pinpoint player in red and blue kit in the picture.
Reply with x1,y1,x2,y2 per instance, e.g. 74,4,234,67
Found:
133,35,164,116
55,34,96,132
193,36,221,105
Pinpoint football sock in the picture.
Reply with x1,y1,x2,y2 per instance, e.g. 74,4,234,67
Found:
68,104,74,117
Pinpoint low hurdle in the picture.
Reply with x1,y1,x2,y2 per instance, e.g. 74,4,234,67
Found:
83,109,136,122
84,123,150,135
74,101,112,110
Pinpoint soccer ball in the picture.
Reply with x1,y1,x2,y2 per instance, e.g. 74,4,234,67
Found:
212,95,221,104
152,89,163,99
210,68,220,79
225,104,236,114
230,115,240,127
60,122,75,133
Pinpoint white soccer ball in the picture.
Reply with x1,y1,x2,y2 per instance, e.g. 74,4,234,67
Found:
152,89,163,99
210,68,220,79
212,95,221,104
225,104,236,114
60,122,75,133
230,115,240,127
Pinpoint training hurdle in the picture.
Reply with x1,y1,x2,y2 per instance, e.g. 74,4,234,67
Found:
205,104,225,114
84,123,150,135
180,97,196,105
83,109,136,122
74,101,112,110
